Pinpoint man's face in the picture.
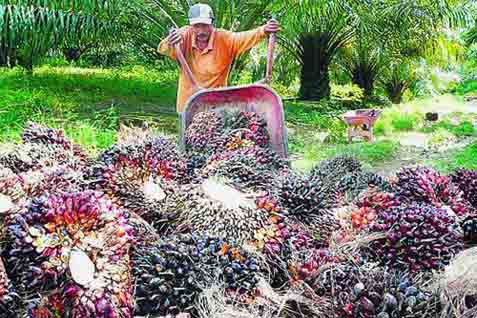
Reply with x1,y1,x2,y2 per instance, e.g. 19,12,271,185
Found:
192,23,213,42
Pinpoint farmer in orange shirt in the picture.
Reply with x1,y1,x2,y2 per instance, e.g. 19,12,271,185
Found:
158,3,280,113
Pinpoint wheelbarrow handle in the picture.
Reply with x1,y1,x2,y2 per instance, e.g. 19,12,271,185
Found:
173,41,202,92
264,31,276,85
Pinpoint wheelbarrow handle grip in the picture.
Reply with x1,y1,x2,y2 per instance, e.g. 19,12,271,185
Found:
173,42,202,92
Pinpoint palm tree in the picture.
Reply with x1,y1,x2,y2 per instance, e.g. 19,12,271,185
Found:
0,0,124,71
336,0,469,98
279,0,362,101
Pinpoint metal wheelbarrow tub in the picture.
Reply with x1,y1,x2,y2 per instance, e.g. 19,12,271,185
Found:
173,27,288,158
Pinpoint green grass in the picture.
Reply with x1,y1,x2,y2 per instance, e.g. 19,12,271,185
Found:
304,140,399,165
454,79,477,96
431,143,477,173
0,65,179,153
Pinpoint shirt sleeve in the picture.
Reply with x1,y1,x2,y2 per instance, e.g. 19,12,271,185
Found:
157,27,189,60
230,26,267,57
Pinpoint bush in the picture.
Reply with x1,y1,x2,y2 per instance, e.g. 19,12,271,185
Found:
330,83,364,109
390,112,420,131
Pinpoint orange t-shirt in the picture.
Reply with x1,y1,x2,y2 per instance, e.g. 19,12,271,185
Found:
158,26,267,112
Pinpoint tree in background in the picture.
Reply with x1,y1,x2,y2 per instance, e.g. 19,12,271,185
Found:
0,0,125,71
280,0,361,101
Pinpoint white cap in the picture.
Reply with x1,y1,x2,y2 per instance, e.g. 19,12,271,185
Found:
188,3,214,25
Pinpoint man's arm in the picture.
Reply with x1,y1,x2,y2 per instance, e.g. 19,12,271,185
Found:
230,26,267,57
157,27,188,60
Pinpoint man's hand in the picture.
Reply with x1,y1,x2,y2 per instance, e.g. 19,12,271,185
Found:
263,18,280,34
167,28,182,46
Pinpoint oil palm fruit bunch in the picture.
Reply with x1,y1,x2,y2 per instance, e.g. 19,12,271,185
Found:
22,122,72,150
252,196,290,257
318,265,440,318
185,111,225,153
450,168,477,209
0,258,21,318
132,233,259,317
275,172,337,217
367,203,463,273
274,172,339,246
22,122,88,163
309,156,363,187
393,166,472,216
3,191,134,317
223,111,270,148
337,171,391,204
287,248,338,286
461,214,477,246
208,146,287,171
200,152,277,191
144,136,190,183
0,143,83,174
177,178,268,244
351,190,400,231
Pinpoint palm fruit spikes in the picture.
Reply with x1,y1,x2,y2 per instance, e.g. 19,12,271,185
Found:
22,122,88,164
393,166,473,216
3,191,134,318
275,172,337,217
132,233,260,317
200,151,278,191
367,203,463,272
177,178,268,244
309,156,362,186
0,142,85,174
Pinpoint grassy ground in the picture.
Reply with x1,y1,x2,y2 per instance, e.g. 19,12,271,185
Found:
0,65,178,153
1,64,476,173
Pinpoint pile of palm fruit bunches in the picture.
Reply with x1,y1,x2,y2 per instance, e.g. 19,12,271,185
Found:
0,110,476,318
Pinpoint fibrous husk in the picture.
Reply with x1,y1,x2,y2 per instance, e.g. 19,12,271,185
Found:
434,247,477,317
196,278,334,318
177,178,269,244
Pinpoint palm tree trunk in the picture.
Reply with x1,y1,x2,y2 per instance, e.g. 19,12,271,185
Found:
298,33,331,100
352,67,375,96
385,81,405,104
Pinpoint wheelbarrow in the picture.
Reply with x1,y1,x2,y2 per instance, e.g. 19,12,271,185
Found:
341,109,382,143
174,29,288,158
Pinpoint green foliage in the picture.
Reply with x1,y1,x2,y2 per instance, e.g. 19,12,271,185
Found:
454,79,477,95
431,143,477,172
422,118,476,137
0,0,126,70
390,113,420,131
304,140,400,165
330,83,364,107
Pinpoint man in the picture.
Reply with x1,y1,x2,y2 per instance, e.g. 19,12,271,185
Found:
158,3,280,113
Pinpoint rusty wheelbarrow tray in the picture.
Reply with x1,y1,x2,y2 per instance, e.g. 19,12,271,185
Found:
341,109,382,143
174,29,288,158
